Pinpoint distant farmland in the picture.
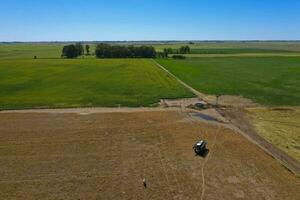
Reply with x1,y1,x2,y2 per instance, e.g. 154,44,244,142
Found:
0,44,63,59
0,59,193,110
152,41,300,52
157,56,300,106
1,42,300,109
2,41,300,59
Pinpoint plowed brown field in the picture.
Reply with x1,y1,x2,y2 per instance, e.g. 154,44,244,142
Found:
0,110,299,199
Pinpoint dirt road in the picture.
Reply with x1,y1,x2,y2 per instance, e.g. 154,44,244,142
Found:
218,107,300,176
153,60,300,176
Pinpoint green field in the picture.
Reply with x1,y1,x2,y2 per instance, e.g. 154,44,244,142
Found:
1,42,300,109
188,48,295,54
153,41,300,52
156,57,300,106
0,58,193,110
161,48,296,55
0,44,63,59
2,41,300,60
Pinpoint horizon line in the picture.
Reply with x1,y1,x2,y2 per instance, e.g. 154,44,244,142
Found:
1,40,300,44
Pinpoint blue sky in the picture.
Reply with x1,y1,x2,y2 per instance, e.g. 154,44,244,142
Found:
1,0,300,41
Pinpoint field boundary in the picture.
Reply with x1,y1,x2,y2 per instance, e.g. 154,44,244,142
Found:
0,107,179,114
152,59,203,98
218,108,300,176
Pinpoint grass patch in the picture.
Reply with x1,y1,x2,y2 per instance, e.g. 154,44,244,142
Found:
189,48,296,54
153,41,300,52
156,57,300,106
0,59,193,109
0,44,63,59
247,107,300,161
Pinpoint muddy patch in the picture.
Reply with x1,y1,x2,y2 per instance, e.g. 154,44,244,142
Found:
191,113,219,122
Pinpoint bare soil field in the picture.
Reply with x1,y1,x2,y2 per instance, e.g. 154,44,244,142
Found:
0,110,299,200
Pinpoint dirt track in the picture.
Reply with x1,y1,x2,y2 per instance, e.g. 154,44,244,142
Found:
0,110,299,199
153,60,300,176
218,107,300,176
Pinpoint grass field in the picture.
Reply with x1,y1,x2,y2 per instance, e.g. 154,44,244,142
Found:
247,107,300,161
0,44,63,59
1,42,300,108
0,59,193,110
153,41,300,52
189,48,296,54
156,57,300,106
1,41,300,59
175,48,296,54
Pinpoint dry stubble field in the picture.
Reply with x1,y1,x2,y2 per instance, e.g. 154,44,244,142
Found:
0,110,299,200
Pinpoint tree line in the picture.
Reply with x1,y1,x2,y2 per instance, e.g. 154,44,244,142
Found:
61,43,190,59
162,46,190,55
95,44,156,58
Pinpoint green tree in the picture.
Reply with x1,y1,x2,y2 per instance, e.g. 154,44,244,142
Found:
179,46,190,54
163,48,169,58
85,45,90,55
62,45,79,58
75,43,84,56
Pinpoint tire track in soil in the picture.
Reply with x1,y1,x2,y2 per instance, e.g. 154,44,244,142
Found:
158,135,185,197
200,126,220,200
143,143,169,200
143,146,173,199
186,115,211,199
150,151,164,199
180,117,210,199
128,153,141,200
171,150,197,198
126,133,154,199
157,121,200,199
164,111,211,199
177,156,202,198
141,112,173,200
156,142,176,199
142,150,149,200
